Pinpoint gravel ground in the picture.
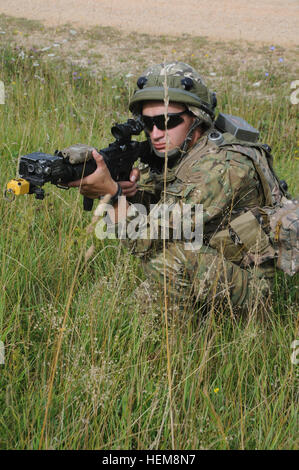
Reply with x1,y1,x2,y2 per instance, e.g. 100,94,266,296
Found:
0,0,298,46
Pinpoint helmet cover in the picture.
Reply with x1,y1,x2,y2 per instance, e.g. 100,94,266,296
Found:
129,62,216,126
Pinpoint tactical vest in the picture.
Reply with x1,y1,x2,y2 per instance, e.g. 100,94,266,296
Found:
138,132,298,276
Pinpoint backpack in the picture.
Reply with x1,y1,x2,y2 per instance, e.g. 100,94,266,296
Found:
208,114,299,276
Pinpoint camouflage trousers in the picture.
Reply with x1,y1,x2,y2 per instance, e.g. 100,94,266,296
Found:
141,243,273,312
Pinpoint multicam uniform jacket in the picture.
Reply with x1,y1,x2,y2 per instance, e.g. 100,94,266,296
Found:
121,132,281,309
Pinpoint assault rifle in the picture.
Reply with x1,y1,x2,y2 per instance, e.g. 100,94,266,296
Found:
5,119,151,211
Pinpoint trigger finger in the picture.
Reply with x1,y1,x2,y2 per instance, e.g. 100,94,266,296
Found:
119,181,135,189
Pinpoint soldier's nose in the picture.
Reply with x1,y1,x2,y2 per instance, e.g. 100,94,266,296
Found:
151,124,164,139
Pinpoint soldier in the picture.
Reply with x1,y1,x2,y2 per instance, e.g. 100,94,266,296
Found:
69,62,286,312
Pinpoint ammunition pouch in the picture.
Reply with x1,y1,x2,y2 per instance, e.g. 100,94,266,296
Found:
209,210,275,267
209,197,299,276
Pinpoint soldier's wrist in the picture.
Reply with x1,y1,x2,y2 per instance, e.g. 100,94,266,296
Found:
109,182,123,206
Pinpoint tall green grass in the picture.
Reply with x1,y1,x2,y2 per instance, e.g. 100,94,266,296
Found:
0,44,298,450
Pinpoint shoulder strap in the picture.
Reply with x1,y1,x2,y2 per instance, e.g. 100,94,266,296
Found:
218,136,283,206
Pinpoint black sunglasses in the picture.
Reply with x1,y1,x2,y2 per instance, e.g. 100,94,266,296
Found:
141,110,189,132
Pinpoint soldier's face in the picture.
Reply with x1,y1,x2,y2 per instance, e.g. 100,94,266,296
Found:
142,101,196,153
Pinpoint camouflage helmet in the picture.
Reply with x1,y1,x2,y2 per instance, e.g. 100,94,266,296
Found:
129,62,217,126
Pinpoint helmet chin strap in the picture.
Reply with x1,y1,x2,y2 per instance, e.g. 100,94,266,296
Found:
152,146,181,159
150,117,202,159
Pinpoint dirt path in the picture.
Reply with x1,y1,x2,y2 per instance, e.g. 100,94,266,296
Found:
0,0,298,46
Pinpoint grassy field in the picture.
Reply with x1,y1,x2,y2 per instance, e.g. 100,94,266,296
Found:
0,16,298,449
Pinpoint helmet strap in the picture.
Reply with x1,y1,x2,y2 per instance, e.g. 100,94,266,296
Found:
180,117,202,154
